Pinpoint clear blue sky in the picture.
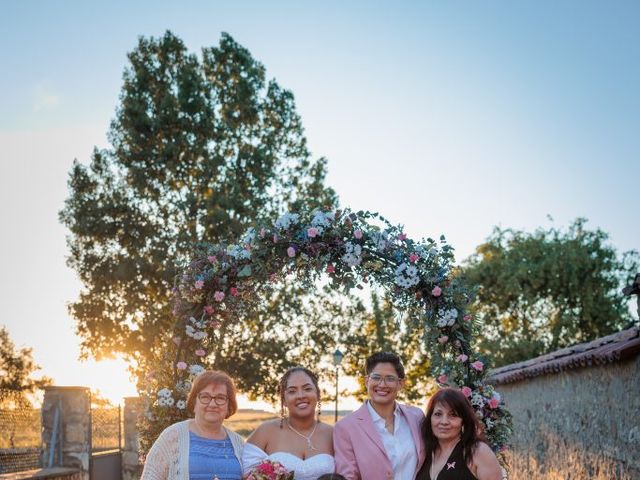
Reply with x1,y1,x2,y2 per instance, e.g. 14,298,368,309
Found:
1,0,638,403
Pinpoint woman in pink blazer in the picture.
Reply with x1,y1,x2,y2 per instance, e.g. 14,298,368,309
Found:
333,352,426,480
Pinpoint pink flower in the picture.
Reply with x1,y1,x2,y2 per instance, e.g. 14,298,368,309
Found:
431,286,442,297
195,349,206,357
210,320,221,329
398,233,407,241
230,287,239,296
463,314,472,322
470,361,484,372
457,354,468,363
354,229,363,239
307,227,319,238
438,335,449,344
488,398,500,409
409,253,419,263
437,374,448,384
287,246,296,257
207,255,217,263
214,291,225,302
203,305,214,315
172,336,182,346
326,264,336,274
194,280,204,290
176,361,187,370
461,386,472,398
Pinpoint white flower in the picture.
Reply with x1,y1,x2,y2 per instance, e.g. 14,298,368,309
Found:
157,388,172,398
371,231,390,251
341,242,362,266
241,227,256,244
165,396,175,406
227,244,251,259
471,392,485,407
394,262,420,289
175,380,192,393
274,212,300,230
193,331,206,340
189,364,205,375
485,418,495,430
436,308,458,327
176,400,186,410
310,210,334,234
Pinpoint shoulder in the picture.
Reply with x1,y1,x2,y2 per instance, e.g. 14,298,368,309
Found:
317,421,334,434
246,419,281,447
157,420,189,442
470,441,499,466
224,425,245,444
400,403,425,419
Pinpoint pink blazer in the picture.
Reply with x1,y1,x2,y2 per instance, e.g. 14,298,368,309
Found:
333,402,426,480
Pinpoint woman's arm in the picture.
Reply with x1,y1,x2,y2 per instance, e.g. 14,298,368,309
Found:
140,428,175,480
472,443,503,480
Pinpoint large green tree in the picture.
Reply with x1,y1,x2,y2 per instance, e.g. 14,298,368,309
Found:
464,219,639,366
0,326,51,393
60,31,337,395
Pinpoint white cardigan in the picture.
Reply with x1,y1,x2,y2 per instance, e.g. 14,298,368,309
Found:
141,419,245,480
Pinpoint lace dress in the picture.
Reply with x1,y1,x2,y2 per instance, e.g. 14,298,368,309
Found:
242,443,335,480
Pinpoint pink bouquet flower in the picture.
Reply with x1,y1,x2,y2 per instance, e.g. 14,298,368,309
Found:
246,460,294,480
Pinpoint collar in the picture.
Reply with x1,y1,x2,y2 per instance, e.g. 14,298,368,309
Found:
366,400,402,425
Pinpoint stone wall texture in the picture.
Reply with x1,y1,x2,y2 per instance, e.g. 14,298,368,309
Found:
497,355,640,476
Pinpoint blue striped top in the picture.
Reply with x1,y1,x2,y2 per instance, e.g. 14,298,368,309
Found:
188,431,242,480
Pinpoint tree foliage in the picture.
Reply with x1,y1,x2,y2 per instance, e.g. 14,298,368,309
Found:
0,326,51,393
464,219,639,366
59,31,337,393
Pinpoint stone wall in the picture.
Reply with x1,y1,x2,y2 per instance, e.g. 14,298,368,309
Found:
41,387,90,480
122,397,143,480
497,355,640,476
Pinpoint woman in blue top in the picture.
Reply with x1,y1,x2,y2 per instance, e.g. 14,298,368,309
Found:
142,370,244,480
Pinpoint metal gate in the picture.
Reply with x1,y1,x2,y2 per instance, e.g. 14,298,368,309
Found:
90,404,122,480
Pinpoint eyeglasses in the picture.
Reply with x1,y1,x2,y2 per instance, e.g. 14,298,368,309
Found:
367,374,400,385
197,393,228,406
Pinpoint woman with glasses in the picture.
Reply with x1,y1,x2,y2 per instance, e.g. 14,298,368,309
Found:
242,366,335,479
142,370,244,480
333,352,425,480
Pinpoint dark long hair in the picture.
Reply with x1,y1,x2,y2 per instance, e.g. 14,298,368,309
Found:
421,388,486,470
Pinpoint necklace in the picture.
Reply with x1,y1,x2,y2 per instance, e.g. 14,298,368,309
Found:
287,419,318,450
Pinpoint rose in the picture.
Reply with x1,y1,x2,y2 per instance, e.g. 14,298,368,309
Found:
203,305,214,315
470,360,484,371
287,246,296,258
461,386,472,398
207,255,217,263
176,361,187,370
457,354,468,363
463,314,472,322
431,286,442,297
307,227,319,238
230,287,239,296
354,229,363,239
409,253,419,263
438,335,448,344
194,280,204,290
326,264,335,274
437,374,448,384
488,398,500,409
195,349,206,357
214,291,225,302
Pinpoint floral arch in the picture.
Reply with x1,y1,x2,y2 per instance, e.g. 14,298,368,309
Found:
142,208,512,454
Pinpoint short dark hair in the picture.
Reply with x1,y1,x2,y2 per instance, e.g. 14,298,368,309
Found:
365,351,405,379
316,475,347,480
186,370,238,418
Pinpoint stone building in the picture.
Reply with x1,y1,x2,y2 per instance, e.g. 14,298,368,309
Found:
488,326,640,477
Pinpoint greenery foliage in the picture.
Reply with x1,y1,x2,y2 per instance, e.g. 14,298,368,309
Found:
0,326,51,393
464,218,639,366
59,31,337,384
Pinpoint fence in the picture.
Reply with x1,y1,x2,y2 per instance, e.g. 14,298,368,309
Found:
91,405,121,452
0,389,42,474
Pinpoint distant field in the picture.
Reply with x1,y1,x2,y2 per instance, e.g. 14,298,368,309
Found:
227,409,349,438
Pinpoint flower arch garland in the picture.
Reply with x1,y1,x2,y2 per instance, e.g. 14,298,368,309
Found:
142,208,512,454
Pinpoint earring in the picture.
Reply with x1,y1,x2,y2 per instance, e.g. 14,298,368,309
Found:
280,401,286,429
317,399,322,421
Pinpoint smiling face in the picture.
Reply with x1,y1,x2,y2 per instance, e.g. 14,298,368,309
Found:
365,361,403,407
193,382,229,427
430,401,463,442
283,370,319,419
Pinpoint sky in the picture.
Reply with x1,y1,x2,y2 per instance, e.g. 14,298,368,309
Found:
1,1,638,406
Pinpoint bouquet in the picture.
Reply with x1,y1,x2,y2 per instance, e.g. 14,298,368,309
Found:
246,459,295,480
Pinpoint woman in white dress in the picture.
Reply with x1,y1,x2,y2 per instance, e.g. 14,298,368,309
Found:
242,367,335,480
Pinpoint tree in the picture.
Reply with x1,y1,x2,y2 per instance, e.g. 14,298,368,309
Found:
59,31,337,394
341,292,433,402
463,219,639,366
0,326,51,393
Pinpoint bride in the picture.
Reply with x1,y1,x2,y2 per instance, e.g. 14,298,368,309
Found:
242,367,335,479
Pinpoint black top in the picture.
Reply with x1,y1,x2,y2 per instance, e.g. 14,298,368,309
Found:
415,441,477,480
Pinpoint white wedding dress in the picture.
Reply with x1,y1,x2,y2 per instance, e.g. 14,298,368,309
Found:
242,443,335,480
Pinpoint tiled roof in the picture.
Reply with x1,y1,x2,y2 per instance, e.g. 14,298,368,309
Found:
487,326,640,385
